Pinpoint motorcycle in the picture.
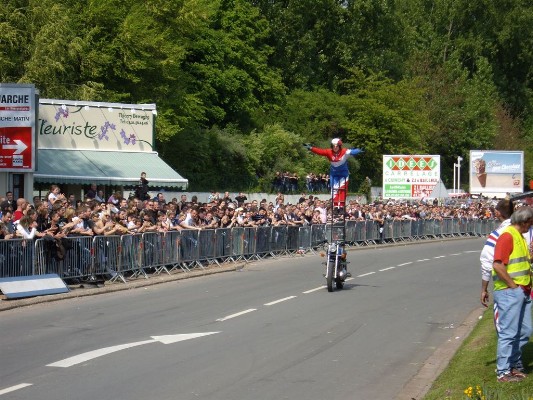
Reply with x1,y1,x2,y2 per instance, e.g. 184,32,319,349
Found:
321,240,350,292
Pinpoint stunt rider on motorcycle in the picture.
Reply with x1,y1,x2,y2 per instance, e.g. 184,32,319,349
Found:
303,138,363,208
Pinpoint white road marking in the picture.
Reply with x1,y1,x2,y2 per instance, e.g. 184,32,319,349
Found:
379,267,395,271
397,262,412,266
434,256,446,259
151,332,220,344
345,277,354,281
264,296,297,306
48,340,156,367
449,253,461,256
417,259,430,262
357,272,375,277
303,286,326,294
464,250,479,253
48,332,220,368
0,383,32,396
216,309,257,322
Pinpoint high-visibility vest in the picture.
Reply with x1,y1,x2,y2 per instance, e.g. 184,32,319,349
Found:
493,225,532,290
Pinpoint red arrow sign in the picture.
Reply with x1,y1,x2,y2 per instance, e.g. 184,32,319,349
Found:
0,127,33,170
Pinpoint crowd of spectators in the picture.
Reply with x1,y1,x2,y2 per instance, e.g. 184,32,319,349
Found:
272,171,331,194
0,184,506,242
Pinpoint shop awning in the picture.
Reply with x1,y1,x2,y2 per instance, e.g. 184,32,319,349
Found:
34,149,188,188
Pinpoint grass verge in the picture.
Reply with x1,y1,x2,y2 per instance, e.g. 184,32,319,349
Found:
423,308,533,400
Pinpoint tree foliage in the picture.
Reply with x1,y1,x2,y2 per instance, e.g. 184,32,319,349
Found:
1,0,531,191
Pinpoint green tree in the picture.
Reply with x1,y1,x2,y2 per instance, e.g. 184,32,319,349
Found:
184,0,286,130
263,88,348,142
253,0,407,90
0,0,29,82
409,57,499,188
159,125,258,191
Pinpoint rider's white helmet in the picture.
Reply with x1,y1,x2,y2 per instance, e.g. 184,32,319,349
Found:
331,138,342,147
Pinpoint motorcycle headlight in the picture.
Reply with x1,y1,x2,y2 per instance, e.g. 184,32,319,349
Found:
328,243,337,253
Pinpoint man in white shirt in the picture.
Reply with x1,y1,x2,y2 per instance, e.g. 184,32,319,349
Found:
480,199,513,307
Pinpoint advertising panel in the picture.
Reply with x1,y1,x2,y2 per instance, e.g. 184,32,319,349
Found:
0,83,36,171
469,150,523,193
382,155,440,198
38,100,156,151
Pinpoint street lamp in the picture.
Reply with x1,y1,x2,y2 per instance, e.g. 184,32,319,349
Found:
453,163,458,194
457,156,463,194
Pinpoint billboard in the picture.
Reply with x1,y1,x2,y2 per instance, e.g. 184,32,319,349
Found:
38,99,156,151
0,83,36,171
382,155,440,198
469,150,523,194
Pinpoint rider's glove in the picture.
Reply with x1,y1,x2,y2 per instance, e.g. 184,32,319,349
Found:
303,143,312,150
351,148,363,155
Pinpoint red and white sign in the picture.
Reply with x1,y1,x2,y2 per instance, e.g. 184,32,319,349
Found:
0,84,35,171
0,127,32,169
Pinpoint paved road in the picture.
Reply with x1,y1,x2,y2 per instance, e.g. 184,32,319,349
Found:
0,238,484,400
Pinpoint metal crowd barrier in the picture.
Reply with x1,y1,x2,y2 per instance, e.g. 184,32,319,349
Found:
214,228,233,263
2,218,499,283
1,238,35,277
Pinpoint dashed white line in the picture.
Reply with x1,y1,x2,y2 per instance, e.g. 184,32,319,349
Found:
357,272,376,277
434,256,446,259
216,309,257,322
379,267,395,271
397,262,412,266
0,383,32,396
417,259,430,262
449,253,461,256
464,250,479,253
264,296,297,306
303,286,326,294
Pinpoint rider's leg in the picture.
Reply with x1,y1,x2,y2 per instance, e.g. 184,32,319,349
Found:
331,175,349,208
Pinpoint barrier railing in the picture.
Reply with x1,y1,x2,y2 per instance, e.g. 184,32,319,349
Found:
5,218,498,283
1,238,35,277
